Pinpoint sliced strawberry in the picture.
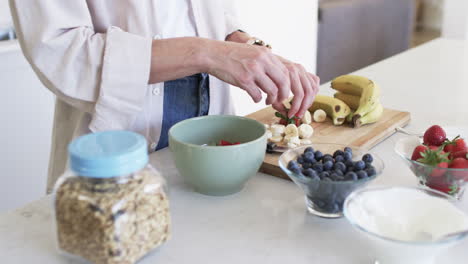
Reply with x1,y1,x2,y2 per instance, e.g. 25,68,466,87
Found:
218,140,240,146
411,145,428,161
423,125,447,146
294,117,301,127
450,158,468,180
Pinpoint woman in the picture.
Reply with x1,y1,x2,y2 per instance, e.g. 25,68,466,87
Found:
9,0,320,192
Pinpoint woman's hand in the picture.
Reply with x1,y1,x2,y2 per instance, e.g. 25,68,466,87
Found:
276,56,320,118
204,40,319,118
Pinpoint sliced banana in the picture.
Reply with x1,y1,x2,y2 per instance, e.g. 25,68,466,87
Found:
313,109,327,123
298,124,314,139
284,124,299,137
301,110,312,125
265,130,273,139
269,136,283,143
284,134,301,144
264,124,270,130
287,142,300,148
270,124,286,136
300,139,312,145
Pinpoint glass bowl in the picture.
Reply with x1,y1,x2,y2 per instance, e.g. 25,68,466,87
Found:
278,144,384,218
395,136,468,199
344,186,468,264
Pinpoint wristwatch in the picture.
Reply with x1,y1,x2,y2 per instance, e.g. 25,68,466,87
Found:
237,30,272,49
246,38,272,49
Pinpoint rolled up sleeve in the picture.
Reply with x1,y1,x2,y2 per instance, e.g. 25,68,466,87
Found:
9,0,152,132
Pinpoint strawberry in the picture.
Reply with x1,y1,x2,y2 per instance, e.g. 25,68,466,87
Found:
426,181,459,195
423,125,447,146
444,136,468,158
449,158,468,180
275,111,301,126
452,151,468,160
411,145,428,161
417,148,450,177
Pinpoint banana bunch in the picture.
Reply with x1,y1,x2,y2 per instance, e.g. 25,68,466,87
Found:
331,75,383,128
309,95,351,126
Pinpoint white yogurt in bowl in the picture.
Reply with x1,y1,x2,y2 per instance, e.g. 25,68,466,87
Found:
344,186,468,264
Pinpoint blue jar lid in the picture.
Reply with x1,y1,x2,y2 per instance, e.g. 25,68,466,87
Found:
68,131,149,178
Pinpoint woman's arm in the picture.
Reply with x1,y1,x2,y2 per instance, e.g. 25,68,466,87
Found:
10,0,152,131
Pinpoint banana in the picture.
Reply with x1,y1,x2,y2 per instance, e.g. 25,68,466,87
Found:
301,110,312,125
346,110,355,124
334,92,360,110
285,124,299,137
313,109,327,123
300,139,312,145
269,136,283,143
265,130,273,140
331,75,381,123
309,95,351,126
355,103,384,128
298,124,314,139
270,124,285,136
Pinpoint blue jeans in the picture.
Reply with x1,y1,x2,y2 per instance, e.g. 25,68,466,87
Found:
156,73,210,150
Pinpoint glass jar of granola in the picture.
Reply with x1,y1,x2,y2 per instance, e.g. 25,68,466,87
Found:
53,131,171,264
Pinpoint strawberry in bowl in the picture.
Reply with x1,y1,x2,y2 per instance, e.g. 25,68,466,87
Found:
395,125,468,199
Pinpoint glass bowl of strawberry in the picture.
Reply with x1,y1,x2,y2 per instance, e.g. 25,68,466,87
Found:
395,125,468,199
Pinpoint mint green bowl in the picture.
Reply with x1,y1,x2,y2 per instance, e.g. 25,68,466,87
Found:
169,115,267,196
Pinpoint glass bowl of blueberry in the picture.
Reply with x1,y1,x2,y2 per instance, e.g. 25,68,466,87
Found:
278,144,384,218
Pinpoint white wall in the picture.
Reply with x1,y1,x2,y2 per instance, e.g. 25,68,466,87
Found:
231,0,318,116
0,48,54,212
442,0,468,39
0,0,11,28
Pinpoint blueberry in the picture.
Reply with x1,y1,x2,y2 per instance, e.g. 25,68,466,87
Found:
336,176,345,181
345,160,354,168
366,167,377,176
333,150,344,158
297,156,305,164
323,177,333,182
347,166,355,173
319,171,330,180
314,150,324,161
323,160,334,171
303,152,315,163
289,166,302,175
302,162,312,169
357,170,368,179
312,163,324,173
362,153,374,164
323,156,334,163
345,171,358,181
303,168,318,178
330,173,340,181
354,160,366,171
344,147,353,154
288,160,299,170
323,154,333,161
304,147,315,153
334,168,344,176
335,155,345,163
343,151,353,161
334,162,347,173
365,162,373,169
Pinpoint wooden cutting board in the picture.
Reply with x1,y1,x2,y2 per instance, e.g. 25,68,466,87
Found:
247,107,411,180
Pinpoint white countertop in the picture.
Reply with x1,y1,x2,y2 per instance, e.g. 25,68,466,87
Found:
2,38,468,263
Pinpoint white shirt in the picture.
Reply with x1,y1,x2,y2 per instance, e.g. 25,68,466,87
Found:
10,0,243,192
158,0,198,38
